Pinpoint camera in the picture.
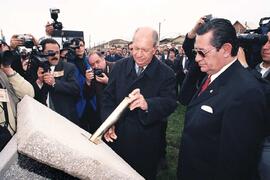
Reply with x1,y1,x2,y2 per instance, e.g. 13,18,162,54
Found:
17,46,32,60
69,38,81,49
203,14,213,23
50,8,63,30
237,17,270,47
93,68,104,77
17,34,35,49
65,38,82,61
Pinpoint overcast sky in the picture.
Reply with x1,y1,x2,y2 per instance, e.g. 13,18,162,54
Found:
0,0,269,47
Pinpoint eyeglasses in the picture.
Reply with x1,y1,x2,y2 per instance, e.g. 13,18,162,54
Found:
192,48,215,58
44,50,59,56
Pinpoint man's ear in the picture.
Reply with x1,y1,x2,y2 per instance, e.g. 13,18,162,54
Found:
222,43,232,58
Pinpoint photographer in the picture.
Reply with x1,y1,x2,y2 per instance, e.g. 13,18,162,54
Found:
83,51,114,133
8,34,39,84
10,34,38,50
33,38,80,123
0,49,34,151
66,38,96,131
253,31,270,180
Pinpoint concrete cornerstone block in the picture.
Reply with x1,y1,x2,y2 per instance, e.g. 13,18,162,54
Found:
16,96,144,180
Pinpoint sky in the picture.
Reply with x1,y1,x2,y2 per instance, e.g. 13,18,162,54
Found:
0,0,269,48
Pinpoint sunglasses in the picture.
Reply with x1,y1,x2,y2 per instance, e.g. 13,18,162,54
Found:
192,48,215,58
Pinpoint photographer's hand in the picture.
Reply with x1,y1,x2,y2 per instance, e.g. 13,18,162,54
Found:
85,69,94,85
26,34,38,46
43,72,55,86
237,47,248,68
36,67,44,86
10,35,24,50
1,65,16,77
21,59,30,71
95,73,109,84
45,22,54,36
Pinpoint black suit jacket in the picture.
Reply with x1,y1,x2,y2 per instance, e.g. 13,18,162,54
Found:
179,34,206,105
33,61,80,123
83,61,114,132
178,60,268,180
101,56,177,179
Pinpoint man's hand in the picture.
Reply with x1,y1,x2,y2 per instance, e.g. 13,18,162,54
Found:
85,69,94,85
21,59,30,71
188,16,207,39
1,65,15,76
128,88,148,111
95,73,109,84
237,47,248,68
104,125,117,142
43,72,55,86
10,35,24,50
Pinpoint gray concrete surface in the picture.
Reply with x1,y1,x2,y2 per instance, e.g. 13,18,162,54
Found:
15,96,144,180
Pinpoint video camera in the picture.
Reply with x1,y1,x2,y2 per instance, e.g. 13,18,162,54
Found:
237,17,270,47
15,43,56,72
64,38,82,60
50,8,63,30
237,17,270,68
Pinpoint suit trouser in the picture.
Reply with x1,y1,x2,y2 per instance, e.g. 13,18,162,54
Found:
259,136,270,180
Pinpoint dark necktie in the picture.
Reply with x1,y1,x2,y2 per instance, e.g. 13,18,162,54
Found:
137,67,143,76
198,75,211,96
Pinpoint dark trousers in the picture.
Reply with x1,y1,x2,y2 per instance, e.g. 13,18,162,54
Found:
160,120,168,158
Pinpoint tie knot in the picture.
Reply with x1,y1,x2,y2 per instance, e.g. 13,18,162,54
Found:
198,75,211,96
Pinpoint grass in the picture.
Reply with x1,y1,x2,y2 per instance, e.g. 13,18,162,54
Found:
157,104,186,180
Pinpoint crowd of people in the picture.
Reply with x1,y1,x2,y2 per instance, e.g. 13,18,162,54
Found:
0,15,270,180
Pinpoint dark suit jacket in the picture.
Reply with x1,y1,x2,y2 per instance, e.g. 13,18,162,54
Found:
178,34,206,105
33,61,80,123
101,56,177,179
178,60,268,180
83,61,114,132
105,54,123,62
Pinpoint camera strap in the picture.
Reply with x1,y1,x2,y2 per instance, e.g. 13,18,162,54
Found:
2,102,9,128
0,83,9,128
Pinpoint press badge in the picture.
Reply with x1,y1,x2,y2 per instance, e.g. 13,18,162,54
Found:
53,70,64,78
0,89,9,102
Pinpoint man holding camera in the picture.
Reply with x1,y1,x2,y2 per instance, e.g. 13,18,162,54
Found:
66,38,96,131
84,51,114,133
33,38,80,123
0,45,34,151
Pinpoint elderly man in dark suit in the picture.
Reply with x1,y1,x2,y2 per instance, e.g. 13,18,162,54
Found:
177,18,269,180
33,38,80,123
102,27,177,179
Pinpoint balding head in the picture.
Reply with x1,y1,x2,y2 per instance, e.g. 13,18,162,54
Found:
133,27,159,48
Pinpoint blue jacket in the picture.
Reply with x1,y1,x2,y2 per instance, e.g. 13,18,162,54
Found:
68,54,96,118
